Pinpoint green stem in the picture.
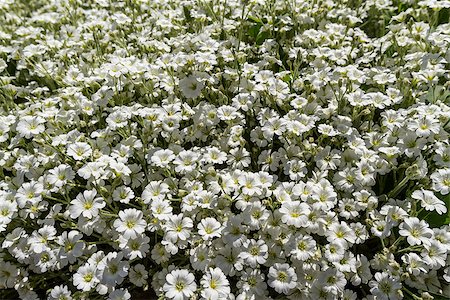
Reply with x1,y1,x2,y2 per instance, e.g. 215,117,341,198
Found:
443,117,450,129
43,194,69,204
397,246,422,254
403,287,422,300
100,210,118,218
389,236,404,249
388,175,410,199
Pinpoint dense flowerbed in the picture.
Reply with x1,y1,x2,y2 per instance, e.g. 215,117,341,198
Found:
1,0,450,299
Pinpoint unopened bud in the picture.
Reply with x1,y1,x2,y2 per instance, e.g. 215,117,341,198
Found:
400,272,410,281
178,189,188,197
98,186,108,195
361,108,371,115
405,164,419,178
421,292,433,300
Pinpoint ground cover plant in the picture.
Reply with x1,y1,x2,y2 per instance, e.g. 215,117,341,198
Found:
0,0,450,299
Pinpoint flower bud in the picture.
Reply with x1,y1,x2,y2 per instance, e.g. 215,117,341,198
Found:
405,164,419,178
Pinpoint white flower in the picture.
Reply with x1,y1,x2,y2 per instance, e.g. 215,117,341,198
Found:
151,198,173,220
236,268,267,297
431,169,450,195
15,181,43,208
411,189,447,214
369,272,402,300
142,180,170,203
200,268,230,300
284,159,307,180
69,190,105,219
47,164,75,188
67,142,92,160
164,214,193,243
324,242,346,262
197,217,222,240
113,208,147,239
243,202,270,230
97,252,129,286
227,171,251,197
129,264,148,287
3,0,450,298
73,263,99,292
179,75,204,99
77,161,106,180
108,288,131,300
0,200,17,226
151,243,171,265
0,58,7,73
326,221,357,246
16,116,45,138
399,217,433,246
57,230,85,265
49,285,72,300
106,110,130,129
112,186,135,204
203,147,227,164
279,201,309,228
351,256,372,286
0,123,10,143
421,240,447,269
239,239,268,268
28,225,57,254
190,244,212,271
401,253,427,276
150,149,175,168
109,160,132,178
288,234,316,261
120,234,150,260
174,150,200,173
364,92,391,109
163,269,197,300
0,261,19,289
318,268,347,295
433,227,450,251
408,116,440,137
267,263,297,294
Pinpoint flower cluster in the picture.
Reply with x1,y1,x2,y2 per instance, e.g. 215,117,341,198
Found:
0,0,450,299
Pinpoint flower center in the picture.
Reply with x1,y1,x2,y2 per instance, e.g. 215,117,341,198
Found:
250,247,260,256
298,241,306,250
175,281,185,291
336,231,345,238
83,273,93,282
65,243,73,251
410,228,420,237
126,220,136,228
210,279,217,289
291,212,300,218
277,271,287,282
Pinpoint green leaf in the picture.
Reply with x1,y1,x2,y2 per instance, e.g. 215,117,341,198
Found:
256,30,270,45
281,74,291,83
427,292,450,300
183,6,192,22
437,8,449,26
247,15,263,24
248,24,262,39
443,193,450,225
